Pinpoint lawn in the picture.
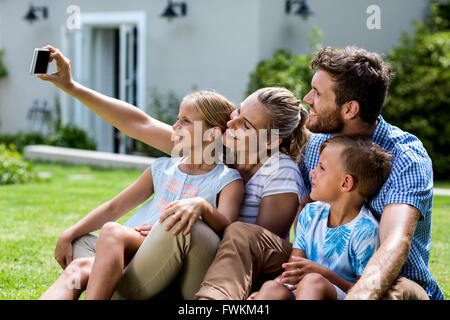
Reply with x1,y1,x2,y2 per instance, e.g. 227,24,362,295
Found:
0,162,142,299
0,162,449,299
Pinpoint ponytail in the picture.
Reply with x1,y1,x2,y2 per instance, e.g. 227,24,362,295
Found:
256,87,310,162
285,105,310,161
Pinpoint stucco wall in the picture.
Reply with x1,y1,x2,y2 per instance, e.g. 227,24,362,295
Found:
0,0,428,135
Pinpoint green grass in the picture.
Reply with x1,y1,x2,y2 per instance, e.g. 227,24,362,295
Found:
429,195,450,297
0,162,141,299
0,162,449,299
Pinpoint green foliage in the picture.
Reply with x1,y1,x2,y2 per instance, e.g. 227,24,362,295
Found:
0,131,46,153
246,49,314,102
429,1,450,31
246,25,323,101
0,48,7,78
308,25,325,54
383,1,450,179
136,87,181,157
0,125,96,153
148,87,179,126
45,124,96,150
0,144,36,185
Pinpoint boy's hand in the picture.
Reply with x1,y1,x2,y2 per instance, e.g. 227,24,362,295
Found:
280,256,325,285
36,45,75,93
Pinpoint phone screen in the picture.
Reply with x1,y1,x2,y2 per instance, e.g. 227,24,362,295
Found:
34,50,50,74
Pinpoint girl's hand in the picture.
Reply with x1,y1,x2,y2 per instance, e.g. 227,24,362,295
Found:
280,256,325,285
36,45,75,92
134,223,153,236
54,230,74,270
159,197,208,236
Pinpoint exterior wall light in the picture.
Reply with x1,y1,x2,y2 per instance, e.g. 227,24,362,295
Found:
285,0,313,19
24,4,48,24
161,0,187,19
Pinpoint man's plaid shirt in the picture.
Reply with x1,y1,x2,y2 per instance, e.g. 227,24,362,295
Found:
299,116,443,300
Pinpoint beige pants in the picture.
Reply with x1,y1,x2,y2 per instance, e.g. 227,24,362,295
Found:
195,222,430,300
382,277,430,300
195,222,292,300
72,219,220,300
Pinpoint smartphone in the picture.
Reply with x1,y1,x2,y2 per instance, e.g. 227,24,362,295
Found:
29,48,50,75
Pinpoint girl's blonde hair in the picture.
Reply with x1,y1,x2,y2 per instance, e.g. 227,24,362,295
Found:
182,91,236,131
256,87,310,161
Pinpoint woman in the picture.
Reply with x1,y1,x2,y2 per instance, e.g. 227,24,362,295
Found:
37,45,310,299
40,90,244,300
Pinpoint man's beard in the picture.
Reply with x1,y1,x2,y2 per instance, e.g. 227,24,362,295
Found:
306,106,344,134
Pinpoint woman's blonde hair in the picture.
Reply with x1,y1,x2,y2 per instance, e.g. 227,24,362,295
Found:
256,87,310,161
182,91,236,131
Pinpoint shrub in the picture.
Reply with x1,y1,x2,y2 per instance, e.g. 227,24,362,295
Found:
246,25,323,101
0,125,96,153
46,124,96,150
0,131,46,153
135,87,180,157
383,1,450,179
246,49,314,102
0,144,36,185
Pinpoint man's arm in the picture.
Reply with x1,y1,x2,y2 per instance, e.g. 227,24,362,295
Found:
345,203,420,299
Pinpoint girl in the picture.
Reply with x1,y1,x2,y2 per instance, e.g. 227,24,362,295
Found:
40,91,244,300
37,45,309,300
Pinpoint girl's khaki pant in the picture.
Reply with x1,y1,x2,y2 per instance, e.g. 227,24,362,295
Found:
71,219,220,300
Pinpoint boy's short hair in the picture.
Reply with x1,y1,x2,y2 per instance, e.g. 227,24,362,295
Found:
319,136,392,200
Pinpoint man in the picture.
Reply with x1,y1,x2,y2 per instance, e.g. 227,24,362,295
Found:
195,46,443,300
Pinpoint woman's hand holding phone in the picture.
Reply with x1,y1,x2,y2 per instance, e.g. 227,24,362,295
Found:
36,45,76,93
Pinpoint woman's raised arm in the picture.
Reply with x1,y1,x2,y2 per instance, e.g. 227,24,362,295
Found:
36,45,174,155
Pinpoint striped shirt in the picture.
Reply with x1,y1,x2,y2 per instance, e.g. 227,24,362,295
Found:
299,115,444,300
238,153,304,239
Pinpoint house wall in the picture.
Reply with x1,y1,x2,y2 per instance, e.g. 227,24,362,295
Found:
257,0,428,60
0,0,428,136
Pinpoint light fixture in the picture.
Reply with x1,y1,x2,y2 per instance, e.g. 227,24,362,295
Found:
24,4,48,24
161,0,187,19
285,0,313,19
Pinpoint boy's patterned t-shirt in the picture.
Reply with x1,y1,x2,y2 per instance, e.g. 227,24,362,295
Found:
299,116,444,299
293,201,379,283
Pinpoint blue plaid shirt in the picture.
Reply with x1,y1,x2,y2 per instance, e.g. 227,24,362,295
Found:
299,116,443,300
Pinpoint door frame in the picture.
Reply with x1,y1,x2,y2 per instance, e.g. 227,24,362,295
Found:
60,11,147,151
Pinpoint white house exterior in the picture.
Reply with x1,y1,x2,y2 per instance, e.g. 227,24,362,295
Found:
0,0,429,153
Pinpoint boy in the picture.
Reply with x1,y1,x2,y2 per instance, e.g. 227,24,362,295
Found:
251,136,392,300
